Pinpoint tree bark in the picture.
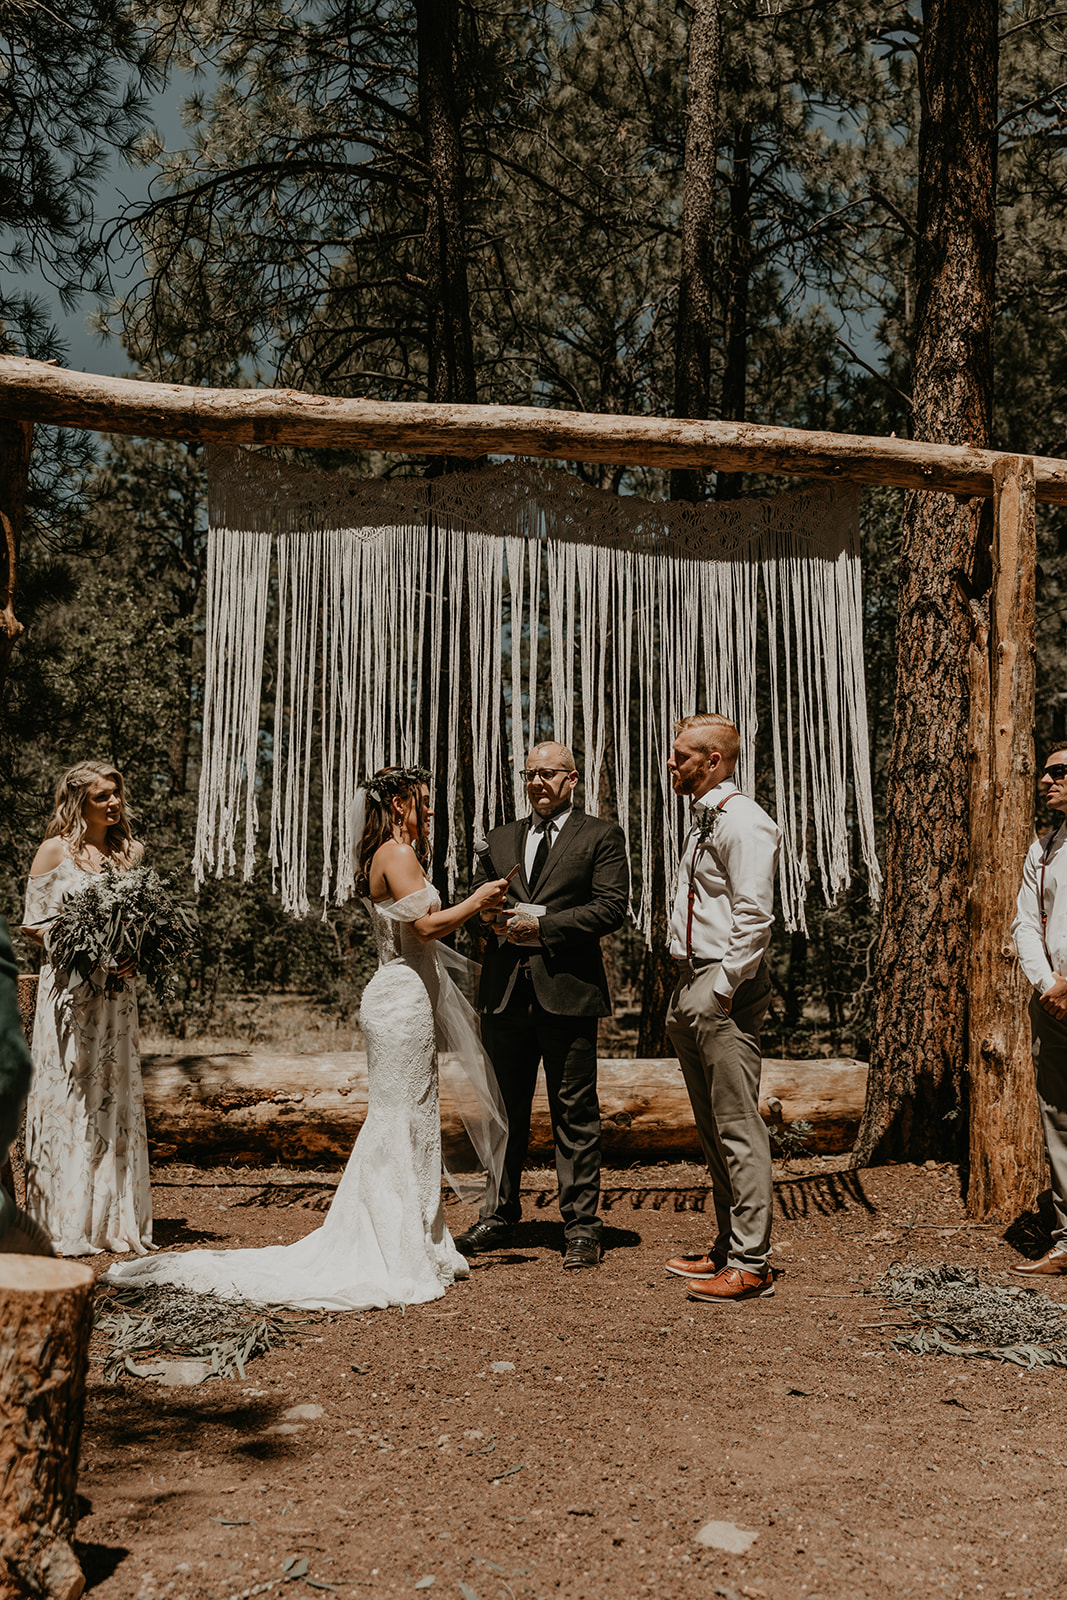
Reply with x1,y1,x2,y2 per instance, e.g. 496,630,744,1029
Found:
416,0,477,408
4,357,1067,500
671,0,720,504
0,1257,94,1600
855,0,999,1164
414,0,479,874
654,0,722,1041
0,416,32,714
966,457,1044,1217
716,123,752,503
137,1052,867,1165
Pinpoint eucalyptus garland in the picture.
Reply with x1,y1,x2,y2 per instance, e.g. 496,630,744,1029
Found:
361,765,432,803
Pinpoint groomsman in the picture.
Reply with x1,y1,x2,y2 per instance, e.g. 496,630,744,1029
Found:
1011,749,1067,1275
457,742,629,1269
663,713,780,1303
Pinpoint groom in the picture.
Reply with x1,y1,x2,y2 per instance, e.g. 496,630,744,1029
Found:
457,742,629,1269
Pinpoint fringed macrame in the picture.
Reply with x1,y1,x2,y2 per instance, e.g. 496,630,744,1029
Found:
198,449,881,938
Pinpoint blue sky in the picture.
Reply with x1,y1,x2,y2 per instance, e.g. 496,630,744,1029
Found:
16,79,194,376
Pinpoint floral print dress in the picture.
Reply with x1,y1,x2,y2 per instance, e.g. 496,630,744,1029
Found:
23,849,152,1256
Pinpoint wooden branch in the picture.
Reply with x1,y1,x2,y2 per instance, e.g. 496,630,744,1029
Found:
140,1052,868,1165
3,356,1067,501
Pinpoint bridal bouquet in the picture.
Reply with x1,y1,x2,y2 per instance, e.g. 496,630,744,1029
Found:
45,864,198,998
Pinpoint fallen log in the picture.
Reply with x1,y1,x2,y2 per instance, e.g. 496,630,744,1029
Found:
0,1257,94,1600
140,1052,867,1166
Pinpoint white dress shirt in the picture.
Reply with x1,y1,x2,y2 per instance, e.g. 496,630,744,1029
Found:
1013,823,1067,992
523,805,573,881
669,780,781,1002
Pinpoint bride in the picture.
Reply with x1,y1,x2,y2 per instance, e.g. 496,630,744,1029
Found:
106,765,511,1310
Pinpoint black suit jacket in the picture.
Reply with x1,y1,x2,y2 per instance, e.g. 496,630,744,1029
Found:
472,811,629,1018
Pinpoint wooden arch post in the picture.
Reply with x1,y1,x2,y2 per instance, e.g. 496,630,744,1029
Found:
966,455,1044,1217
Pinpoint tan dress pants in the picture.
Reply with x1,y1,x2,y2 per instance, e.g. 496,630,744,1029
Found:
1030,994,1067,1252
666,959,773,1272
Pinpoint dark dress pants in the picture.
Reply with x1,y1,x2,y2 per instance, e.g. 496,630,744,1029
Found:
480,972,602,1242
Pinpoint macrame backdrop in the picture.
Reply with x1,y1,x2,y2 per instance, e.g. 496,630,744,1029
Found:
199,449,880,940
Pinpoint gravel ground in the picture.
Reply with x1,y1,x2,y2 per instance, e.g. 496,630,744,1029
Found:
73,1157,1067,1600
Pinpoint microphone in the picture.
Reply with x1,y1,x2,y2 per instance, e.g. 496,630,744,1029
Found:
473,831,493,874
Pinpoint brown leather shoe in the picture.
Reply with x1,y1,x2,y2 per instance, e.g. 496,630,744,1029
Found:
665,1252,727,1279
686,1265,774,1303
1012,1249,1067,1276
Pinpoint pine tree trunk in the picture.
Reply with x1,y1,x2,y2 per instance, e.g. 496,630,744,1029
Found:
0,1258,95,1600
670,0,719,505
855,0,998,1163
416,0,477,407
416,1,479,882
715,123,752,504
644,0,722,1053
966,457,1044,1217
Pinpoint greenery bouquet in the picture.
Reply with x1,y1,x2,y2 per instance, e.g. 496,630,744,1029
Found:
45,864,198,999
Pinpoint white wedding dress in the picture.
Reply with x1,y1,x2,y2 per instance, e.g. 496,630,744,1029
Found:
106,886,506,1310
23,850,153,1257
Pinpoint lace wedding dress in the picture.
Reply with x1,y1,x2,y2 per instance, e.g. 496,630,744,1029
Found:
22,850,153,1256
106,886,506,1310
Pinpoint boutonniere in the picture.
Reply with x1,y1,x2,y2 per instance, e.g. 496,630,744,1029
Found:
694,803,722,845
694,791,739,846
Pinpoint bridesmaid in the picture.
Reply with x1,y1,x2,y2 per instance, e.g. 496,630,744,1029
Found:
21,761,152,1256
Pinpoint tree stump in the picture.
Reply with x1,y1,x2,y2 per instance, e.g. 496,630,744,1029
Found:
0,1257,94,1600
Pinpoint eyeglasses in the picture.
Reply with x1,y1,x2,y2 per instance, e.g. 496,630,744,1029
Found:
1043,765,1067,782
525,768,572,783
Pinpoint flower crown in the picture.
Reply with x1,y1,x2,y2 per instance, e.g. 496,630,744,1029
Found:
361,764,432,804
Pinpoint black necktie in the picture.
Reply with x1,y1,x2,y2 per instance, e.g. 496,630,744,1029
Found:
529,819,553,890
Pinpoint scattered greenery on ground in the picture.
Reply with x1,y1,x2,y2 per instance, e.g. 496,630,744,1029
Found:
92,1282,294,1384
878,1262,1067,1368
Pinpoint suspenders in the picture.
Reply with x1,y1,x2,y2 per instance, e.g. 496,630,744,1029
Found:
1040,822,1063,966
685,790,743,962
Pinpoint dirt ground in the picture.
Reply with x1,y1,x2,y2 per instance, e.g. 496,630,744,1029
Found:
73,1157,1066,1600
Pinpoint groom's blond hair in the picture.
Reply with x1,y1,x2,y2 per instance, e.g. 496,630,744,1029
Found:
674,713,740,765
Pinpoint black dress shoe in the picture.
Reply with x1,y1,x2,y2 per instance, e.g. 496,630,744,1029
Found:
562,1238,602,1270
454,1219,514,1257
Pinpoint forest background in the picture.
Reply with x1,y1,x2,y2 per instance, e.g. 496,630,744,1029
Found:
3,0,1067,1138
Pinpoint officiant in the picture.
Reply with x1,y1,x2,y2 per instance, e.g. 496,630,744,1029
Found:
456,742,629,1270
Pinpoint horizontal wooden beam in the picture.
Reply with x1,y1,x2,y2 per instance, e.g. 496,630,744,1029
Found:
4,354,1067,502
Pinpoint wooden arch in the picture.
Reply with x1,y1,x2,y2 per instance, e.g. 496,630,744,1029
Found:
0,354,1056,1216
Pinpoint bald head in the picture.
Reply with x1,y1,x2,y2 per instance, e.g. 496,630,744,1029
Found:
529,740,575,770
525,740,579,818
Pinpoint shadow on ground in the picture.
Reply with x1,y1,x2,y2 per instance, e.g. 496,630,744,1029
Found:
1003,1187,1057,1256
150,1219,229,1247
75,1540,129,1592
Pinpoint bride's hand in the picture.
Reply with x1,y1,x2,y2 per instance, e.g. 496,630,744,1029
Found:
472,877,511,914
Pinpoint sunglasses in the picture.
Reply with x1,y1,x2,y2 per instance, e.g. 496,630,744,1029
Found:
1043,765,1067,782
